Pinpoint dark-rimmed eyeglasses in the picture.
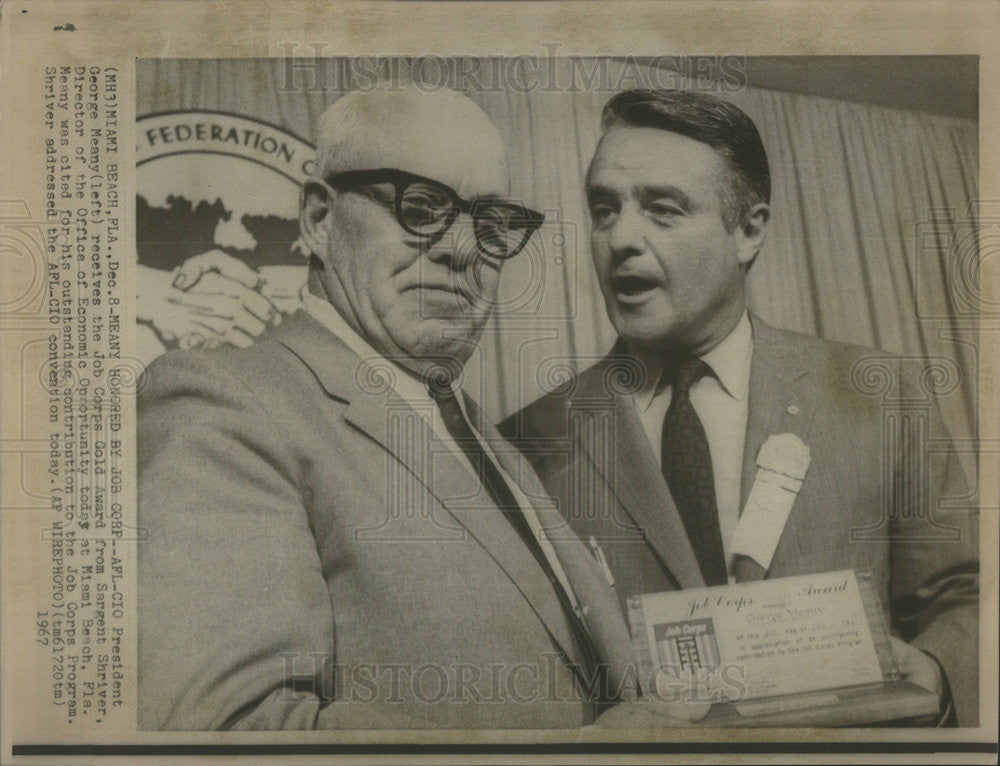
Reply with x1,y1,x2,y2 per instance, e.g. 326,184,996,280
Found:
324,168,545,260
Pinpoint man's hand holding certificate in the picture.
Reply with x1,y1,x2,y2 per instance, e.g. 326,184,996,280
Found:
606,571,943,727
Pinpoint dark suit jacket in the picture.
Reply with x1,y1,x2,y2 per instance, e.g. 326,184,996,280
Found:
501,315,979,725
137,310,634,730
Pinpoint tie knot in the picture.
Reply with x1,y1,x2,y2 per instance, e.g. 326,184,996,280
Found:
424,360,462,402
426,375,455,403
666,358,710,394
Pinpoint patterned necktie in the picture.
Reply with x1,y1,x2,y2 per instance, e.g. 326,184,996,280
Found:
660,359,728,586
426,380,610,709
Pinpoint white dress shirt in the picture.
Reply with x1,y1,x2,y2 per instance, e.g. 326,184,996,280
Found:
302,291,582,609
631,312,753,578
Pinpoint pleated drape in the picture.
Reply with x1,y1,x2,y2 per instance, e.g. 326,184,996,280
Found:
137,58,978,440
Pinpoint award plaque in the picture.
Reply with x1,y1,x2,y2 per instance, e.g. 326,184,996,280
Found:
628,570,941,726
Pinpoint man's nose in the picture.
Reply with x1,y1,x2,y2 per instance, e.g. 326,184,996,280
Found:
605,205,646,260
424,212,480,269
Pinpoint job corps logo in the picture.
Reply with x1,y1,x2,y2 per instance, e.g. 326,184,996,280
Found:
135,111,314,361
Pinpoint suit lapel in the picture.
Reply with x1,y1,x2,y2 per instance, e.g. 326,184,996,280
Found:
448,397,582,663
734,316,818,582
568,351,705,591
275,311,580,666
484,414,636,698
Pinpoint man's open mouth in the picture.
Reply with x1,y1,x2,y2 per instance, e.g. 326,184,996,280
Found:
611,273,660,300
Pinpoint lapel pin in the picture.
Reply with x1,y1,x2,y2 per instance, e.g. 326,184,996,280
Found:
589,536,616,588
786,404,800,415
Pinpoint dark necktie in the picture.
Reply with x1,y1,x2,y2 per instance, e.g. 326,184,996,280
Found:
427,380,610,709
660,359,728,586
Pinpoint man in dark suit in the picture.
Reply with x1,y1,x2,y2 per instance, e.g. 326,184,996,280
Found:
137,85,635,730
502,89,979,725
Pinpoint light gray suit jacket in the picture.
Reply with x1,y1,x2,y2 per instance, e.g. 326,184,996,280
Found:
137,310,634,730
502,316,979,725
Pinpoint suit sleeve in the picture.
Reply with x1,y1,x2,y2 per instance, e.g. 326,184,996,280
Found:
890,363,979,726
138,350,339,729
138,351,441,730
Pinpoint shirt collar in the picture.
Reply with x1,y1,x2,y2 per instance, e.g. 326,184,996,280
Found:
632,311,753,413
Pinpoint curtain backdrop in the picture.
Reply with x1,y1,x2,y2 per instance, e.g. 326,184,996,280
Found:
137,58,978,440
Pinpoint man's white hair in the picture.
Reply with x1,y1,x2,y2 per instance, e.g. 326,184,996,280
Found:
312,83,506,181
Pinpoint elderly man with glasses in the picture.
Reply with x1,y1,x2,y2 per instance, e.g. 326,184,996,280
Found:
136,85,635,730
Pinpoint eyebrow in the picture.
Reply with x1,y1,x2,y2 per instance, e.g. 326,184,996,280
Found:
636,185,695,210
585,183,695,211
585,184,618,203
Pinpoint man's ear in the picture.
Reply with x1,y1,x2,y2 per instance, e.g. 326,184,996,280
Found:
300,179,335,257
735,202,770,270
